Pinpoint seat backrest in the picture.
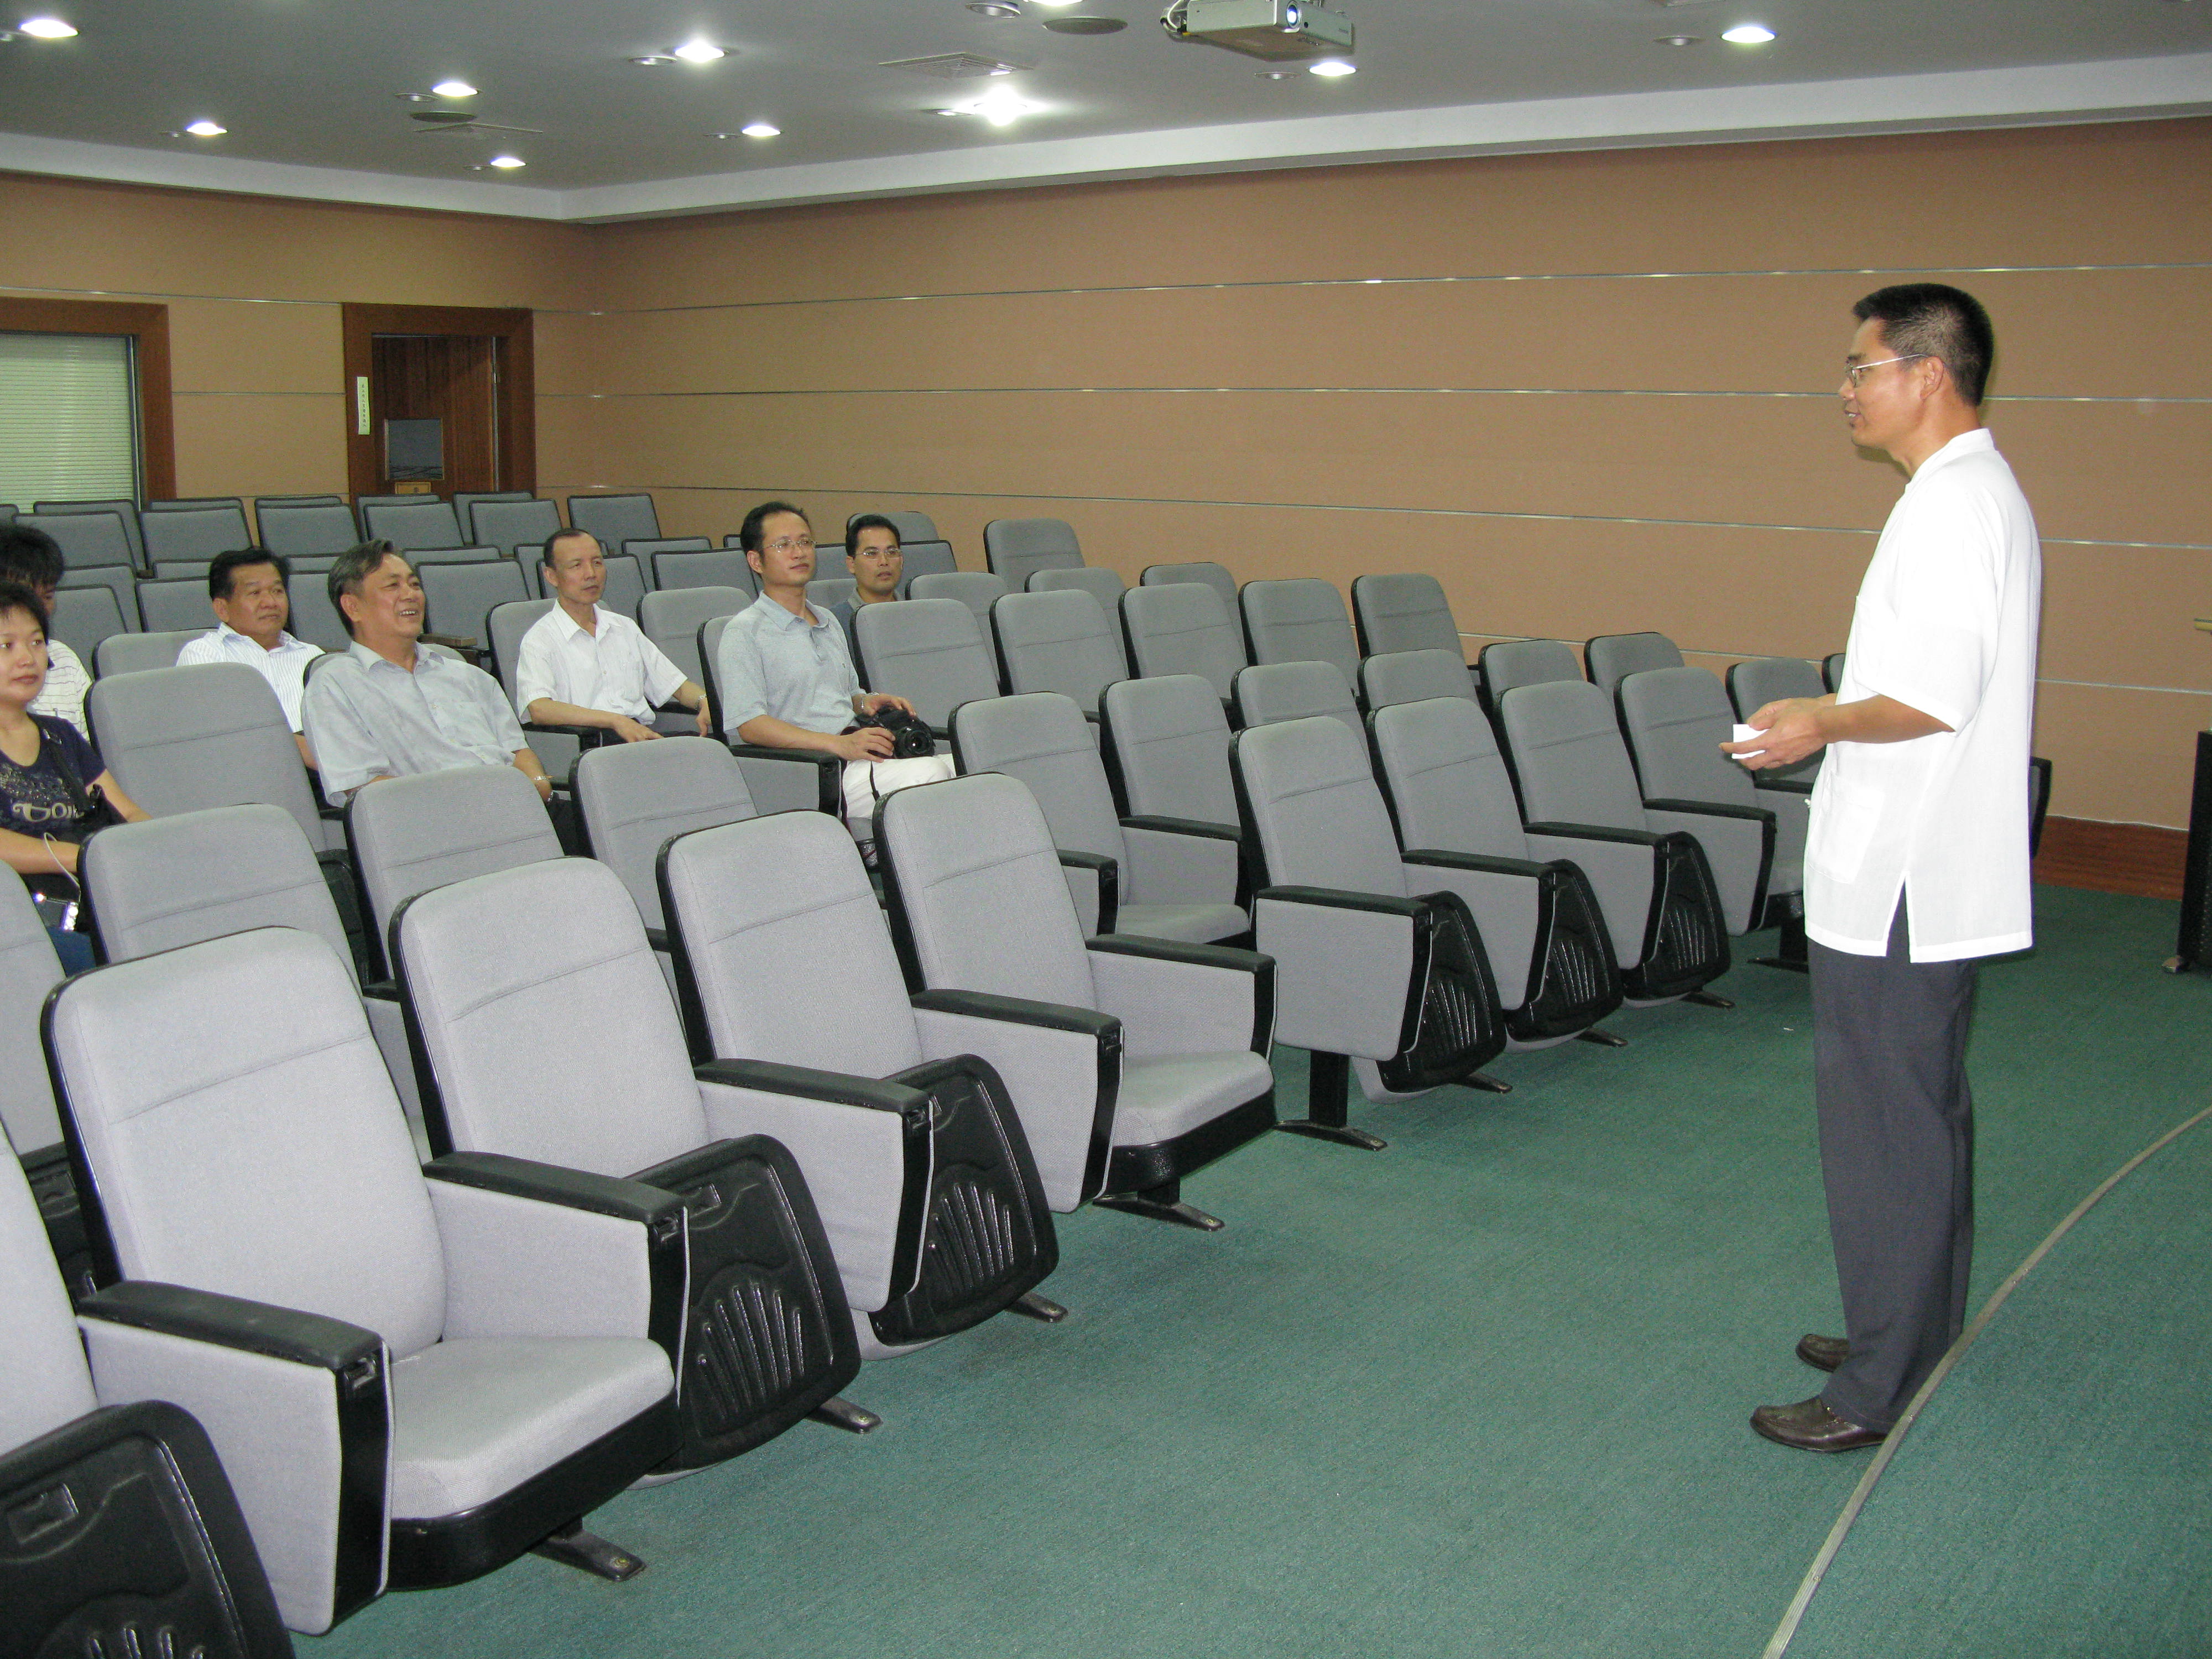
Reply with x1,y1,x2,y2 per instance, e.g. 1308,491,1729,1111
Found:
990,590,1124,713
952,692,1123,866
1618,665,1756,807
653,547,755,597
1119,582,1247,700
0,872,66,1159
575,737,754,932
1726,656,1825,782
49,583,131,661
567,493,660,550
1350,572,1461,658
1585,632,1685,700
1029,563,1126,607
286,571,352,652
0,1148,98,1453
394,858,711,1171
257,502,361,559
622,537,709,577
134,576,212,634
361,499,466,552
1498,679,1647,832
1239,578,1361,683
909,571,1008,640
1229,716,1408,899
467,498,562,560
855,597,1002,728
638,587,749,696
485,598,552,706
983,517,1083,587
806,576,857,612
346,765,562,974
23,509,136,571
1232,660,1364,749
1140,561,1237,616
1478,638,1582,713
1368,696,1530,861
151,560,212,582
84,804,357,988
1098,673,1238,826
661,811,926,1079
144,498,243,514
93,627,213,679
46,928,448,1354
895,539,957,589
876,773,1098,1010
419,559,529,644
88,664,327,848
851,509,938,545
1360,648,1478,711
254,494,343,512
451,491,534,542
139,505,252,566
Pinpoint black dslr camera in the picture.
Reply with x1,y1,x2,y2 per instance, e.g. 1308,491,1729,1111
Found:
845,704,937,758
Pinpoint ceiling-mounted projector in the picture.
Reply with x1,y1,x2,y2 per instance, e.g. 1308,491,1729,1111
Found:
1162,0,1355,62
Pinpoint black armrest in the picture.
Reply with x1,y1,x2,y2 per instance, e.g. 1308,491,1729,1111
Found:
522,722,617,748
694,1057,932,1128
422,1150,684,1231
909,988,1119,1040
1642,797,1776,826
1754,777,1815,796
1119,815,1241,842
1404,848,1552,881
1087,934,1270,973
644,925,670,952
726,744,842,815
1255,883,1424,919
80,1280,382,1379
362,979,399,1001
1057,849,1120,936
1522,820,1666,849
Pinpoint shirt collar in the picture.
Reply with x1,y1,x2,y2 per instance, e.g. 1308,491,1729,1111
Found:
351,639,442,675
549,603,607,641
1912,427,1995,484
217,623,307,654
749,592,829,634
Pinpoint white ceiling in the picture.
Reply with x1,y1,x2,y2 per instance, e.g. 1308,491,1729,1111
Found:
0,0,2207,221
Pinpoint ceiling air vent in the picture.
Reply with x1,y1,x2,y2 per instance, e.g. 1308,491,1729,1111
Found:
879,52,1030,78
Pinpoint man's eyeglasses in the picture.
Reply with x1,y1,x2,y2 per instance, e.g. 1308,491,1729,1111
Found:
1843,354,1929,388
763,536,815,555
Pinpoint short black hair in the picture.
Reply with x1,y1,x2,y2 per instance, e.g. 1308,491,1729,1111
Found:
208,546,289,601
0,524,66,590
1851,283,1996,406
541,528,600,572
0,578,50,637
327,540,405,639
844,514,901,558
738,500,810,555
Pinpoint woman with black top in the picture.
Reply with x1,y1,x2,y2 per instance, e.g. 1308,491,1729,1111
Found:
0,579,148,971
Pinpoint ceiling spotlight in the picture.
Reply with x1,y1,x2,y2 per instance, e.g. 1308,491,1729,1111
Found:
1307,58,1356,75
1256,67,1293,79
488,154,526,169
739,120,779,137
672,37,725,62
1720,22,1775,43
967,1,1022,14
1658,33,1700,45
951,87,1045,126
430,79,477,98
182,119,226,137
17,14,75,36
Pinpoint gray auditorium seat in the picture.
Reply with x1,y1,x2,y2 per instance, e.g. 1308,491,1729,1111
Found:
695,614,843,816
419,558,529,646
49,582,133,660
854,597,1001,732
567,493,660,552
1478,637,1581,718
1360,648,1479,709
285,572,352,653
1497,679,1736,1002
1140,561,1238,616
1099,673,1240,830
983,517,1084,588
894,540,957,590
851,509,940,545
391,857,885,1439
57,558,139,622
573,737,753,944
1726,655,1827,785
991,589,1124,714
653,547,755,596
806,575,857,611
634,585,744,731
621,537,709,582
152,559,213,581
135,576,213,633
1239,578,1363,686
1351,572,1467,659
1027,560,1126,622
953,692,1246,944
0,1151,294,1657
349,494,414,518
450,491,534,544
46,925,684,1631
1232,660,1364,749
1586,631,1685,701
1,872,81,1290
875,772,1276,1230
360,499,466,552
910,570,1008,640
258,502,361,559
145,497,243,513
466,498,561,560
1120,582,1248,703
93,625,213,678
525,551,645,616
1618,665,1801,963
140,504,252,566
28,503,142,570
254,494,343,512
1231,716,1510,1142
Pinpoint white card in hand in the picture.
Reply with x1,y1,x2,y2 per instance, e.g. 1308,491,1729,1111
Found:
1730,723,1766,759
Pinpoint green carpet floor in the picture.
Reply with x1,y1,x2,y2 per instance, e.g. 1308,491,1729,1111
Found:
309,885,2212,1657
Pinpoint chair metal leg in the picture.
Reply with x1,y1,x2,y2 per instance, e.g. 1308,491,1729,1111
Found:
1274,1051,1387,1150
1754,907,1810,973
531,1519,646,1582
1094,1178,1224,1232
1463,1072,1512,1094
807,1396,882,1434
1009,1290,1069,1322
1686,989,1735,1009
1575,1027,1629,1047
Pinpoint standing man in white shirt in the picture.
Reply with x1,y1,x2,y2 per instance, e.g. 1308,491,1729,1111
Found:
1728,284,2041,1453
514,529,711,740
176,547,324,764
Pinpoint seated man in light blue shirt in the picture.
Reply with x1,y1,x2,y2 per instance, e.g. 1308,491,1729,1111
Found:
300,540,558,812
175,547,323,765
714,500,951,837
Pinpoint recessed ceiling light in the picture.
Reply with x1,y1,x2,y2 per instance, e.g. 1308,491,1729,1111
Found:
488,154,526,169
672,38,725,62
950,87,1046,126
967,1,1022,14
1720,22,1775,43
17,15,75,37
1658,33,1700,45
739,121,779,138
1307,58,1356,75
182,119,226,137
1256,68,1293,79
1042,14,1125,33
430,79,477,98
1029,0,1083,6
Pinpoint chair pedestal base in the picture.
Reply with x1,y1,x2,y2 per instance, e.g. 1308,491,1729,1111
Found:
1009,1291,1069,1322
1275,1051,1387,1150
807,1396,882,1435
1095,1179,1224,1232
1686,989,1735,1009
1753,909,1810,974
1575,1027,1629,1048
531,1520,645,1582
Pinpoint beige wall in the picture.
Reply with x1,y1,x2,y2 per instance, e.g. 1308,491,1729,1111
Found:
3,117,2206,823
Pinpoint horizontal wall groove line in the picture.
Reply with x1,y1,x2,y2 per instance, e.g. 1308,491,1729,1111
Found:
0,282,342,308
541,387,2212,405
546,260,2212,317
173,389,340,397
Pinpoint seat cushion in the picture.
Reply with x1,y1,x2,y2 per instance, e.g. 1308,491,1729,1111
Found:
388,1337,673,1519
1116,901,1249,946
1113,1052,1274,1149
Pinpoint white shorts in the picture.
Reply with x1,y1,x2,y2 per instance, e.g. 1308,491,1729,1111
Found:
841,753,958,841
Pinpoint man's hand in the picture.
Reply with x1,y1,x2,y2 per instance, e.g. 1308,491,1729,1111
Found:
611,714,660,744
835,726,899,761
859,692,918,718
694,704,715,738
1724,697,1830,770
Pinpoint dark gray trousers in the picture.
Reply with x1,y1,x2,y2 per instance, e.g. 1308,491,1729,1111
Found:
1809,899,1979,1432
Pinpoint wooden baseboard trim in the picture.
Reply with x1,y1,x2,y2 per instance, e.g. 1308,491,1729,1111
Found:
2033,816,2188,901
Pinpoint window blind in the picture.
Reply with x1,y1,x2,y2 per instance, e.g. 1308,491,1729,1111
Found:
0,332,139,509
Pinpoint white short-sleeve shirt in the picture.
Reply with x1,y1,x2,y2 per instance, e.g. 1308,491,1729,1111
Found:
175,625,323,732
514,603,688,723
1803,428,2041,962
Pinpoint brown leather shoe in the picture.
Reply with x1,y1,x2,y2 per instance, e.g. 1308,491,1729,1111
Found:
1751,1395,1886,1452
1796,1333,1849,1373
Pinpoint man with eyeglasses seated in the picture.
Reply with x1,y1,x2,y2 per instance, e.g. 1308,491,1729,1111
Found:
514,528,712,742
826,514,905,662
713,500,953,842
